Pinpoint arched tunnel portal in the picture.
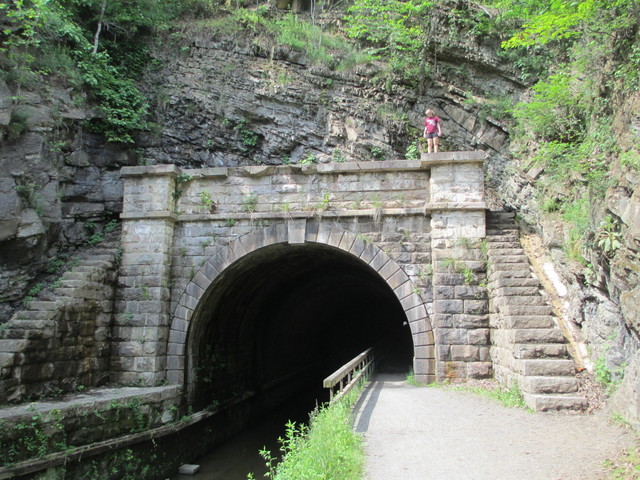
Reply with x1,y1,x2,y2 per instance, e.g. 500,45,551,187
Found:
175,234,433,412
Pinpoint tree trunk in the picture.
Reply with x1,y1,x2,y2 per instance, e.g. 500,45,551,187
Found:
92,0,107,54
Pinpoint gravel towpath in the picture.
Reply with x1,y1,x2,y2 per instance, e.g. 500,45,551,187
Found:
353,374,635,480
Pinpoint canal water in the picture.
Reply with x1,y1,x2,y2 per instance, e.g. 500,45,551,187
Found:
172,389,327,480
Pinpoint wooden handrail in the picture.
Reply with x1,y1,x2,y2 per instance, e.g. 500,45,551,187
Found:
323,348,374,403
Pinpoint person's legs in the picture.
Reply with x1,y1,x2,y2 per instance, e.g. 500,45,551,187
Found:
427,137,434,153
433,136,439,153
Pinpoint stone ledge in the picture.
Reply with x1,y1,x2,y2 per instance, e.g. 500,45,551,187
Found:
121,164,181,177
120,211,179,221
423,202,487,212
120,153,485,180
174,207,425,222
317,159,423,173
420,150,487,165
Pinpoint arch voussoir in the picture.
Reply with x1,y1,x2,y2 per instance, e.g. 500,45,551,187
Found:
167,222,436,387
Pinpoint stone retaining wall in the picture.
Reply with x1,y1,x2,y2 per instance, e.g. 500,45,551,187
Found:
0,385,180,475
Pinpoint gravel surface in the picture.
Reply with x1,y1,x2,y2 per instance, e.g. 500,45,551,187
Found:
353,374,635,480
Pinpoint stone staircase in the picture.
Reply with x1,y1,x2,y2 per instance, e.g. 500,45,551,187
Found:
0,233,120,403
486,211,587,411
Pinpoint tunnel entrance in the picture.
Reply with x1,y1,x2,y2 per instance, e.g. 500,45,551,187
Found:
186,242,414,411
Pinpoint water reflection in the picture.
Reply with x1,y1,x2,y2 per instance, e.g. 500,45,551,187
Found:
172,390,325,480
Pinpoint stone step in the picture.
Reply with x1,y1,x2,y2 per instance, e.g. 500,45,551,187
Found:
78,254,117,262
487,211,516,219
511,328,567,344
519,359,576,376
486,234,521,249
513,343,568,358
500,315,556,329
486,231,519,239
486,241,520,249
489,273,538,285
26,301,60,311
520,376,579,394
489,262,532,272
7,318,57,329
488,254,529,263
76,260,113,269
523,393,588,412
494,286,541,296
10,310,58,321
500,305,553,316
487,247,525,256
61,271,92,281
494,295,548,307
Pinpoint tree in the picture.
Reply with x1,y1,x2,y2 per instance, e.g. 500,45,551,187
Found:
345,0,432,91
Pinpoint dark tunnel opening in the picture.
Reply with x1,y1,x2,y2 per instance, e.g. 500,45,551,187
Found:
187,242,414,411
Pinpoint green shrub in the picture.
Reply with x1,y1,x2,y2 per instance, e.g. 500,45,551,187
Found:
256,389,364,480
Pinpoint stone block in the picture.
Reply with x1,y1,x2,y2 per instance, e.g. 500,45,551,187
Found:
500,305,553,316
387,269,409,289
464,299,488,314
451,345,480,361
466,362,493,378
400,293,423,311
167,367,184,385
394,282,415,301
405,304,428,323
434,285,455,300
455,285,487,299
433,273,465,286
414,346,434,359
412,330,434,347
513,343,567,359
432,314,454,328
501,315,555,329
441,361,467,380
519,359,576,377
467,328,490,345
436,328,467,345
523,393,587,412
413,358,435,376
453,314,489,328
521,376,579,394
434,300,463,314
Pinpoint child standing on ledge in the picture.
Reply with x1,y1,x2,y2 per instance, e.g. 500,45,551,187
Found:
423,109,443,153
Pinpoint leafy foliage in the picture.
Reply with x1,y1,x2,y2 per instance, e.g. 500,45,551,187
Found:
0,0,179,142
345,0,431,85
256,388,364,480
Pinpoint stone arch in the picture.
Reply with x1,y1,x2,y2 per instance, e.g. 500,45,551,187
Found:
166,221,435,388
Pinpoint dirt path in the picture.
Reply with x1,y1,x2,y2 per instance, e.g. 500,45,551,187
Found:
353,374,635,480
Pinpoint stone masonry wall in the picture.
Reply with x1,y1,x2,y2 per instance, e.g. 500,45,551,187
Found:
0,385,180,469
117,152,487,385
425,152,490,379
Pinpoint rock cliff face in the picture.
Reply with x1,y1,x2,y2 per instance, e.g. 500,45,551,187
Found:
0,18,514,318
0,81,137,320
2,10,640,422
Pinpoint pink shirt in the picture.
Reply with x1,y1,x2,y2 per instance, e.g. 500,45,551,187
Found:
424,116,441,134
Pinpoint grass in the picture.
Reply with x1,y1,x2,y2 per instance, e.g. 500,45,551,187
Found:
253,387,364,480
466,383,528,409
422,378,529,410
604,445,640,479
